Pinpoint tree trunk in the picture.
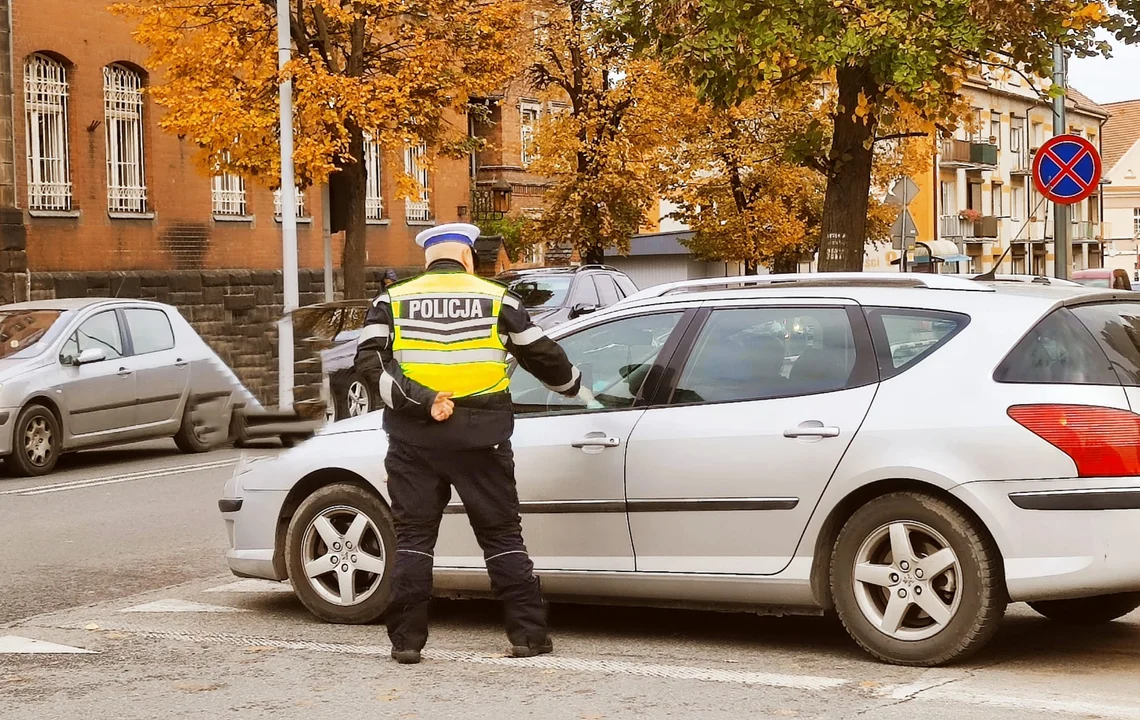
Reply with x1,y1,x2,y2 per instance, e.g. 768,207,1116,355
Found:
341,123,368,298
817,63,879,272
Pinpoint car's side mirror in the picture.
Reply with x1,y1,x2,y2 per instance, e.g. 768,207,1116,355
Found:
570,303,598,319
76,348,107,366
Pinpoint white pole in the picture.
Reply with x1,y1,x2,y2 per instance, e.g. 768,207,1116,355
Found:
321,183,334,302
276,0,299,410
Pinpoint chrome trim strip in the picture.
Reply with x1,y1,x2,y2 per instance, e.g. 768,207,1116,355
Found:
1009,487,1140,511
442,497,799,515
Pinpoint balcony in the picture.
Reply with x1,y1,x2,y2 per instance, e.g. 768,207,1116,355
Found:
1010,148,1032,175
1072,221,1101,242
970,142,999,167
940,139,973,167
940,215,998,240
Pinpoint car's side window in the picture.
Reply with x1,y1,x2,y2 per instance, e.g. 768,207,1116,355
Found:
510,311,684,415
614,275,638,298
595,276,622,307
570,276,601,308
671,307,858,405
995,307,1118,385
125,309,175,355
60,310,125,365
864,307,969,380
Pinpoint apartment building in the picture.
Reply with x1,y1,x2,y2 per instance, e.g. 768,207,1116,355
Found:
1100,99,1140,274
908,76,1108,275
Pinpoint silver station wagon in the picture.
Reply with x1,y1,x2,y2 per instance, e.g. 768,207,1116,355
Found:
221,274,1140,666
0,298,250,476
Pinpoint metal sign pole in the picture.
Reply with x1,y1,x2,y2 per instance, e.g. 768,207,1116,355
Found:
1052,44,1070,280
900,181,909,273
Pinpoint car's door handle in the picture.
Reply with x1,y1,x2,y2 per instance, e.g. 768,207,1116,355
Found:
571,436,621,449
175,358,189,368
783,425,840,439
117,367,133,377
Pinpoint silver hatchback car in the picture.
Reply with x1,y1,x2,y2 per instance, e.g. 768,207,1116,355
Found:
221,274,1140,665
0,298,249,476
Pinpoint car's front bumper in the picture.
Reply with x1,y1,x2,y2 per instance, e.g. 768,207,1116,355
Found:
955,477,1140,602
0,408,15,457
220,457,288,581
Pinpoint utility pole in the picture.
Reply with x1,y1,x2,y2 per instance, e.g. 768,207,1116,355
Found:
1052,43,1069,280
276,0,300,410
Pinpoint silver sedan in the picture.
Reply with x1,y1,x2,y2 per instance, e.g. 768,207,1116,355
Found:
0,298,251,476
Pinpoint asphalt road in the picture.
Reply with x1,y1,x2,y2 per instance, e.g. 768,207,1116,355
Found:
1,443,1138,719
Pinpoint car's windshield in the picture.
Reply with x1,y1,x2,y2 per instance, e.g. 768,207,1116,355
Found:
0,310,66,360
506,276,573,309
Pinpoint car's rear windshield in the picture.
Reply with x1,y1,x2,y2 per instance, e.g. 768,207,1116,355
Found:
506,276,573,309
0,310,66,360
1075,278,1111,288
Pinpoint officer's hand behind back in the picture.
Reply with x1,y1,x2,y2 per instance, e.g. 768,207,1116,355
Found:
431,392,454,422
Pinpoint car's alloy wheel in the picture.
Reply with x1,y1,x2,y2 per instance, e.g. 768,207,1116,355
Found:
8,404,61,477
851,521,963,641
285,483,395,624
346,379,371,418
831,491,1006,666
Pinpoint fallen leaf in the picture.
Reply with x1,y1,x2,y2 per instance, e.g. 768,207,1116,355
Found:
859,681,881,689
245,646,277,654
378,693,400,702
84,623,100,631
104,632,127,640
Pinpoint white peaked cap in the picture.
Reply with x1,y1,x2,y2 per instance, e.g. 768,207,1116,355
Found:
415,223,481,249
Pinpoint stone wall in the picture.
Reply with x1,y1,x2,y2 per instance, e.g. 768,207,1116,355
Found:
29,268,409,409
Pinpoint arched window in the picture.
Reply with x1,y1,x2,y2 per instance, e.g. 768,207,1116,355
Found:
24,53,71,211
103,64,147,214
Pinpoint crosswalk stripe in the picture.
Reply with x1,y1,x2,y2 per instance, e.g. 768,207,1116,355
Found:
0,635,97,654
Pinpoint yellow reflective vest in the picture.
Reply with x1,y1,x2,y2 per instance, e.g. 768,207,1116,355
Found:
387,272,512,399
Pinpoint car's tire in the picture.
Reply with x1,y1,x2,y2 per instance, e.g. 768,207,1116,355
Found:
173,401,214,454
1029,593,1140,625
8,404,62,477
830,491,1006,666
285,482,396,624
334,372,376,422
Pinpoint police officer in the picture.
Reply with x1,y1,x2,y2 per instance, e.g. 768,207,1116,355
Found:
355,223,582,665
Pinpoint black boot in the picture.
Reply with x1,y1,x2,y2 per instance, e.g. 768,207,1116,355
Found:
391,648,422,665
509,634,554,658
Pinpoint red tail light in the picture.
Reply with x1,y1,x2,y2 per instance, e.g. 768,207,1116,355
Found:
1008,404,1140,478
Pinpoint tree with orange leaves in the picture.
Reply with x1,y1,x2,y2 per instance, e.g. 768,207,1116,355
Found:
112,0,524,297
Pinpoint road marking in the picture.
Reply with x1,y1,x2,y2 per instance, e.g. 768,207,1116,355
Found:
204,579,293,594
892,684,1140,719
83,628,849,691
0,458,238,497
0,636,97,654
120,599,250,613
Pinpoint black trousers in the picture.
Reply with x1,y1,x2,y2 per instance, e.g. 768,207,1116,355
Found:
384,439,546,651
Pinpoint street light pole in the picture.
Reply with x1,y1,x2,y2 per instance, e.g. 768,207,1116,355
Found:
1052,43,1070,280
276,0,299,410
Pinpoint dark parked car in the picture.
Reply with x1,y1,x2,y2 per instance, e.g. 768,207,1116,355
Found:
498,265,639,330
306,265,639,421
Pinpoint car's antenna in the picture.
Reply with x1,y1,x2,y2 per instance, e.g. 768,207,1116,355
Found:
973,196,1048,282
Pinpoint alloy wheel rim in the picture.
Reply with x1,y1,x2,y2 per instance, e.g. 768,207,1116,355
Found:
300,505,386,606
851,520,963,641
23,417,53,467
347,381,370,417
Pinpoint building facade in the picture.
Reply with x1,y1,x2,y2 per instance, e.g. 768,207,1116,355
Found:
1100,99,1140,275
867,77,1108,276
9,0,474,289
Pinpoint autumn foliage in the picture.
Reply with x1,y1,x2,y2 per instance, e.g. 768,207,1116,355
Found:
112,0,524,296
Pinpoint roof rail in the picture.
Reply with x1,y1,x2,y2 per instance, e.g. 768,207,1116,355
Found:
575,264,619,273
622,272,993,302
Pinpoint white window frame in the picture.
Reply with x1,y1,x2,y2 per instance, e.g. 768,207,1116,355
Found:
364,134,384,222
274,186,307,220
991,183,1003,217
1134,208,1140,239
404,144,431,223
25,54,72,212
211,156,247,219
989,111,1001,148
1012,184,1026,223
520,101,541,167
533,11,550,48
103,64,148,215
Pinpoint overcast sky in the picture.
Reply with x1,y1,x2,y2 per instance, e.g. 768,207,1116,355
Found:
1069,34,1140,105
